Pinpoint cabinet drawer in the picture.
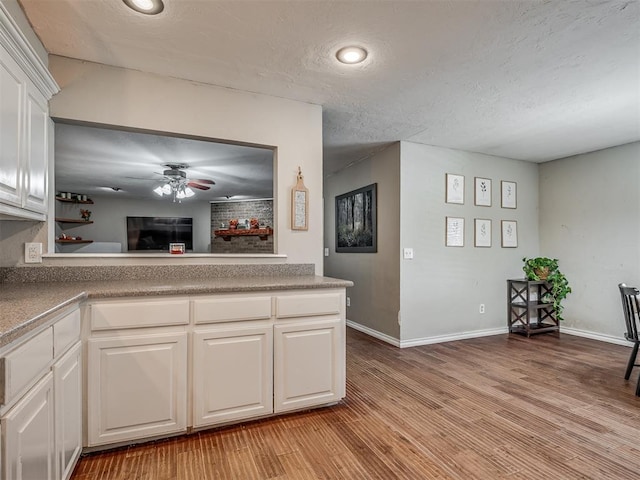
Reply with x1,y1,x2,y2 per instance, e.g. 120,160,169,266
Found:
1,326,53,405
91,298,189,330
275,292,342,319
54,308,80,357
192,296,272,324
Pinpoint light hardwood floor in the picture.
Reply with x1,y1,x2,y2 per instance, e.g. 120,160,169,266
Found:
71,328,640,479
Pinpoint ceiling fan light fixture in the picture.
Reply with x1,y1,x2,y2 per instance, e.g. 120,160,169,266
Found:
336,46,368,64
123,0,164,15
153,186,164,196
185,187,195,198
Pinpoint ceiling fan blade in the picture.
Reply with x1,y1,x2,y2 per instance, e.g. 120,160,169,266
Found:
192,178,215,185
187,182,211,190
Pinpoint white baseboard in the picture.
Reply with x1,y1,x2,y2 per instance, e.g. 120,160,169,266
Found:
561,327,631,347
347,321,633,349
399,327,509,348
346,320,508,348
346,320,401,347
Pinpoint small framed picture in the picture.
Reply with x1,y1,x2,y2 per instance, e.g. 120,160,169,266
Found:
474,218,492,247
501,181,517,209
446,216,464,247
445,174,464,204
474,177,492,206
501,220,518,248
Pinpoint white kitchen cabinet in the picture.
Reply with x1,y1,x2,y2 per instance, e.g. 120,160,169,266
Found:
0,305,81,480
54,342,82,480
23,85,50,214
2,372,55,480
274,317,345,413
83,288,347,448
193,323,272,427
0,5,58,220
87,331,188,446
0,45,23,210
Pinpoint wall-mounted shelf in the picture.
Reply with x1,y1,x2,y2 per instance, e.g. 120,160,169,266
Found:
55,196,94,204
55,218,94,226
55,239,93,244
214,228,273,242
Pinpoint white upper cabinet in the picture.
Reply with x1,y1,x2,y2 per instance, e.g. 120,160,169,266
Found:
23,85,50,214
0,45,23,208
0,4,58,220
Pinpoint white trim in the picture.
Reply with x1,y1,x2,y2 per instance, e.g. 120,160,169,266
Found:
400,327,508,348
0,3,59,98
346,320,400,347
0,203,46,221
346,321,509,349
561,327,631,347
347,322,634,350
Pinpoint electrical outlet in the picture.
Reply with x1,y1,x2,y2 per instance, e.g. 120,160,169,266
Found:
479,304,485,314
403,248,414,259
25,242,42,263
324,248,329,257
346,297,351,307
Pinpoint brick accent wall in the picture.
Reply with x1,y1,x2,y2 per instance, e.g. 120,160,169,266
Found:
211,200,274,253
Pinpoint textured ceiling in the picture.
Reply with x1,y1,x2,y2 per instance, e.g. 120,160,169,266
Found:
19,0,640,176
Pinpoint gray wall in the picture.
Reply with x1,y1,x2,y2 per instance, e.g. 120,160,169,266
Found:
539,142,640,339
55,195,212,253
324,143,401,340
399,142,540,343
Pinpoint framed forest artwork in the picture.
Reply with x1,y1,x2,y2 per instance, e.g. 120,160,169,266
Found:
335,183,377,253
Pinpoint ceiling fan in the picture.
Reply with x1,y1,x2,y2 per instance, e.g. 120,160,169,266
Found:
160,164,215,190
153,164,215,201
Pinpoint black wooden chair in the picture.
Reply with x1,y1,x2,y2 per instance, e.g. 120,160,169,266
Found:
618,283,640,396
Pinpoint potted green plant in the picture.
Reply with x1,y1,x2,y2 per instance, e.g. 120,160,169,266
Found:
522,257,572,321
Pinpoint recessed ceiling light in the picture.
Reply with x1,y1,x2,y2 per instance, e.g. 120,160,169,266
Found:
123,0,164,15
336,46,368,64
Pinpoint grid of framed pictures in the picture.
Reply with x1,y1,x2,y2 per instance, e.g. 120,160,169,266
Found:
444,173,518,248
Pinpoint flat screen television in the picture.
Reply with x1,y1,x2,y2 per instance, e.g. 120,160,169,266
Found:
127,216,193,251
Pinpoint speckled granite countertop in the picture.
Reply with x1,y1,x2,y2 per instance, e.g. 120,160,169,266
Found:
0,275,353,348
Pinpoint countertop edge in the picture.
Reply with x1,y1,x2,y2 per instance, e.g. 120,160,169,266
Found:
1,292,87,348
85,279,354,299
1,276,353,348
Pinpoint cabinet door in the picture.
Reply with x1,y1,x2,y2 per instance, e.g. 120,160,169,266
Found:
2,372,55,480
87,332,187,446
23,85,49,214
0,47,24,208
274,317,345,413
193,324,272,427
54,342,82,480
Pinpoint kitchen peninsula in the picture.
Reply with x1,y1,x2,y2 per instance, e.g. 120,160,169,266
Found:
0,264,352,479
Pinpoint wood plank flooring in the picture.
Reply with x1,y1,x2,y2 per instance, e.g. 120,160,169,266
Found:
71,329,640,479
